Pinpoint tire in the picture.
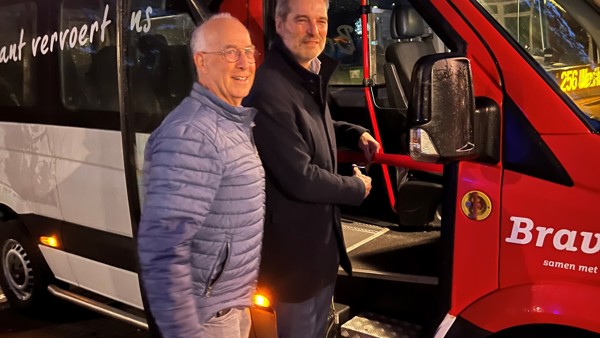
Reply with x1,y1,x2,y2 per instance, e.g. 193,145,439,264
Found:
492,325,600,338
0,220,54,313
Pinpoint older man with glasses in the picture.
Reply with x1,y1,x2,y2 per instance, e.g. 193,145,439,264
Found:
137,13,265,338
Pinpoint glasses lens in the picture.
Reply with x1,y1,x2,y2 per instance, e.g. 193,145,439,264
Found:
244,48,256,62
224,48,240,62
222,48,257,63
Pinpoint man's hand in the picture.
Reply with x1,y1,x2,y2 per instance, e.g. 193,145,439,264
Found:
353,166,372,198
358,132,381,162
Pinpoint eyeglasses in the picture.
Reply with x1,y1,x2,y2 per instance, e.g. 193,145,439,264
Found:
200,46,260,64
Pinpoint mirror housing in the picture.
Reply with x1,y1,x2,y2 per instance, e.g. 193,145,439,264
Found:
408,54,477,163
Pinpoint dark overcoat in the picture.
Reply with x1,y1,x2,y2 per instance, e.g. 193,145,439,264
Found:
243,38,367,302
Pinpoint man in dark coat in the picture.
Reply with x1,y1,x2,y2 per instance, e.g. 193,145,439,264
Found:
243,0,380,336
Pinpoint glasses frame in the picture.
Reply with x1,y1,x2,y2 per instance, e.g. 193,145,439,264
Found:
200,46,260,64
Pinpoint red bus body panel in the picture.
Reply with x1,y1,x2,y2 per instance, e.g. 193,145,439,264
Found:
449,0,600,335
220,0,264,64
461,283,600,333
429,0,505,317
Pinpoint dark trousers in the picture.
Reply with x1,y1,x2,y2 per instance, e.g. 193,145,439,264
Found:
273,283,335,338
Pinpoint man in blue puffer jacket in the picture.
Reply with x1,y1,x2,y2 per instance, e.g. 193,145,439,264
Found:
137,13,264,338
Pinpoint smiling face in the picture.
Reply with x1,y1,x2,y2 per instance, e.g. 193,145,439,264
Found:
276,0,328,69
194,18,255,106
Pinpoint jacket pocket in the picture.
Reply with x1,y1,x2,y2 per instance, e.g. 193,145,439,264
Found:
204,242,231,297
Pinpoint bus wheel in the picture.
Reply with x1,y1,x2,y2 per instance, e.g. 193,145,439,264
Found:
0,221,52,313
492,325,599,338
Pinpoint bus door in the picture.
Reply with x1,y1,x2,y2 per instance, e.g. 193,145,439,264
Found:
327,0,496,232
378,0,506,331
121,0,200,217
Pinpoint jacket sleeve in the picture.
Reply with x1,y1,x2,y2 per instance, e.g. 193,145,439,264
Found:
251,91,365,206
137,125,223,338
332,120,368,150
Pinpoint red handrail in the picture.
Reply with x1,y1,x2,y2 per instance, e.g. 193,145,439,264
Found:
360,0,396,210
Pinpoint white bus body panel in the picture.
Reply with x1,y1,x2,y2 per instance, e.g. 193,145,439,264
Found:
0,122,133,237
67,253,143,309
39,245,143,309
0,122,141,308
53,127,132,237
0,123,61,218
136,133,150,204
38,245,78,285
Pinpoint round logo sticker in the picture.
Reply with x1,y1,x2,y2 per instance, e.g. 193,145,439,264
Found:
461,190,492,221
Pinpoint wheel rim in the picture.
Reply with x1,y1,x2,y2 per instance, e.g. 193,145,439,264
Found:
1,239,34,301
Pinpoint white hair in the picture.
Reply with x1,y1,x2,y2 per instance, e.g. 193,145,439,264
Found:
190,12,236,54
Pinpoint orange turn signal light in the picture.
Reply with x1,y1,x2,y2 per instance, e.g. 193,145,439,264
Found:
40,235,59,248
253,293,271,308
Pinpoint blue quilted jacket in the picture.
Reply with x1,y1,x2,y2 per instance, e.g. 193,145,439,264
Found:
137,83,265,338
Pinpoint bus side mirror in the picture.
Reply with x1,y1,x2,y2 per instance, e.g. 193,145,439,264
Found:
408,54,477,163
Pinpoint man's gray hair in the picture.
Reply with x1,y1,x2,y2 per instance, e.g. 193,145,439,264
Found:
190,12,235,54
275,0,329,21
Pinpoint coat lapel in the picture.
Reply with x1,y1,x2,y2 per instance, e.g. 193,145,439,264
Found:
271,38,340,173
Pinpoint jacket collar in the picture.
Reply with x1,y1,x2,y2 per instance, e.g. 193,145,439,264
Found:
271,35,339,87
189,82,257,126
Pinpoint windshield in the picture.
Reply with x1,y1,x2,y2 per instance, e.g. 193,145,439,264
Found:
476,0,600,130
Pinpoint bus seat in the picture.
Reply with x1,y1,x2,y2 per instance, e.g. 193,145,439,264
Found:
395,179,442,227
384,4,435,103
383,63,408,110
382,5,442,227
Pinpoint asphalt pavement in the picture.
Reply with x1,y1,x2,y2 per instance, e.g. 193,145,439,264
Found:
0,288,149,338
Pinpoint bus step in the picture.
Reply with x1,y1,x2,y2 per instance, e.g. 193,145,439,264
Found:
340,312,421,338
47,284,147,329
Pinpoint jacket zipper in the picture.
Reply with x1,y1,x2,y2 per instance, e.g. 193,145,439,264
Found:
205,242,231,297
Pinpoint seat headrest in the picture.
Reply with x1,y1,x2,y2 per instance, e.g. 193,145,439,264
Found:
390,5,426,39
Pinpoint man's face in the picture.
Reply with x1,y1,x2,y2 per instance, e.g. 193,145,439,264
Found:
276,0,328,68
194,19,255,106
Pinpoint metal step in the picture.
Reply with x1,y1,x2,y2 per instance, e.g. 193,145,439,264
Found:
340,312,421,338
47,284,148,329
342,222,389,253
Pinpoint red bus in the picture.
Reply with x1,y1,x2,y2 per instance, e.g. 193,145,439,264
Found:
0,0,599,337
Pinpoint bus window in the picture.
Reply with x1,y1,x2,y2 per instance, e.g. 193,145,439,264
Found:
368,0,448,107
127,0,197,205
59,0,118,112
128,0,196,133
0,2,37,107
477,0,600,129
325,0,363,85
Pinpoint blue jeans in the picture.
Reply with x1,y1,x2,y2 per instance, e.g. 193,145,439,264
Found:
274,283,335,338
199,307,251,338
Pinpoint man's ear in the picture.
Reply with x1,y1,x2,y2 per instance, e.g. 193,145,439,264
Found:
193,52,206,73
275,16,283,36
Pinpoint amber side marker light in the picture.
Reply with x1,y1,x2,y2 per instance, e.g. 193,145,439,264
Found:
253,293,271,308
40,236,59,248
